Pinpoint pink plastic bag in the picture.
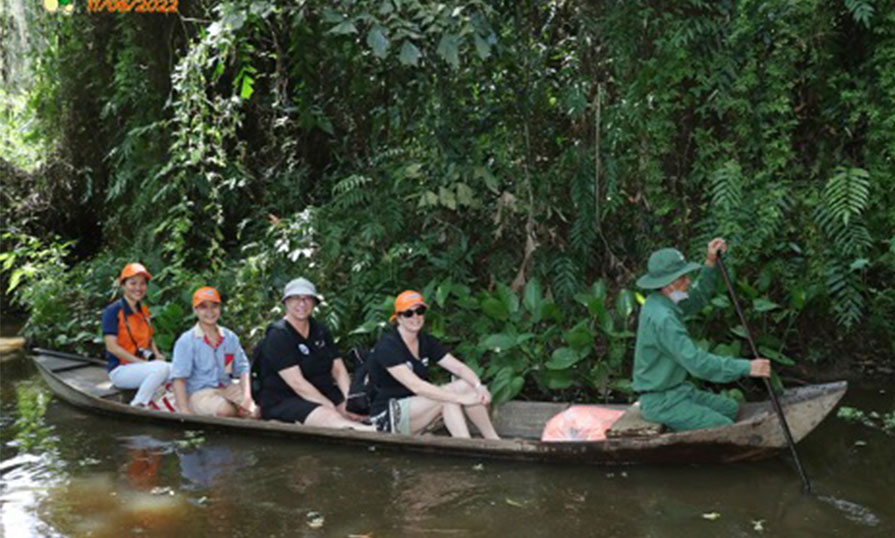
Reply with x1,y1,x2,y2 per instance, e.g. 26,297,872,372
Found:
541,405,626,442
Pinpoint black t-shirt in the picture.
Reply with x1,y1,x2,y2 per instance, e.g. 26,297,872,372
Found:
368,328,449,416
258,318,343,409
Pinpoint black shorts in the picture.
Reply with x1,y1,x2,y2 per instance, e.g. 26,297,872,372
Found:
261,386,345,424
262,397,320,423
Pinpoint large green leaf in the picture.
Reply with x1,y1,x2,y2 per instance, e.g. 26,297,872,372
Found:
590,280,607,301
515,333,535,346
545,347,582,370
758,346,795,366
240,74,254,99
495,283,519,316
539,369,576,390
575,292,606,319
481,297,509,321
473,33,491,59
436,34,461,68
474,166,499,193
563,322,594,350
367,26,390,58
523,278,543,321
490,369,525,404
435,279,452,306
712,341,742,357
615,289,635,320
481,333,516,352
398,41,421,66
329,21,357,35
730,325,749,339
752,297,780,312
540,302,562,323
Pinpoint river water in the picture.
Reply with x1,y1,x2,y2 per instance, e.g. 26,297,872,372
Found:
1,348,892,538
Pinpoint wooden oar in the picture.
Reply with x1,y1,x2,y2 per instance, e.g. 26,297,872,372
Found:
715,254,812,493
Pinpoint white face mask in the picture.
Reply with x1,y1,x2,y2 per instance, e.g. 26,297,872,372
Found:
669,290,689,304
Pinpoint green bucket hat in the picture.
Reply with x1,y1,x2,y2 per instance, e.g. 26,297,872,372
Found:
636,248,703,289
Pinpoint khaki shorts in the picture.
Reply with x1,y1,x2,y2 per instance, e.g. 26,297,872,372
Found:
189,383,246,416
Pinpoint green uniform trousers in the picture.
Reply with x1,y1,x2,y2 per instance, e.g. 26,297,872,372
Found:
639,383,739,432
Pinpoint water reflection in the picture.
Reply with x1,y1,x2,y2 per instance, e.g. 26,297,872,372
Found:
178,443,247,491
391,467,483,534
38,472,192,538
120,436,167,492
2,349,893,538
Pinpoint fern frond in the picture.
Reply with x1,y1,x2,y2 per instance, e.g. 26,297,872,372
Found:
825,260,865,328
332,174,374,210
824,166,870,226
844,0,875,28
332,174,373,196
569,213,595,257
831,222,873,257
711,160,743,211
549,255,580,303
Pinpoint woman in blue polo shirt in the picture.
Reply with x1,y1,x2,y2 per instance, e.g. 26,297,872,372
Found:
256,278,374,431
101,262,170,407
367,290,500,438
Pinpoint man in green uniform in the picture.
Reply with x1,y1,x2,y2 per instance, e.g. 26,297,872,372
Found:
633,238,771,431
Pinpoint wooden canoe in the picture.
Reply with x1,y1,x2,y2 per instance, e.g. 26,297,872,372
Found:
32,349,846,464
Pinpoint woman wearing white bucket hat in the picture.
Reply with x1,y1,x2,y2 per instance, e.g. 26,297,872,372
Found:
254,278,373,430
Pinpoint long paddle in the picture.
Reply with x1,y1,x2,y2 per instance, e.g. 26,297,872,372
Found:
715,254,812,493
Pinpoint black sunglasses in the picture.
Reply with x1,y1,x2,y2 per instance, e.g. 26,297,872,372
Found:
399,306,428,318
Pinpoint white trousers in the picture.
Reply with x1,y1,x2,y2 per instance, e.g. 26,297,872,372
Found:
109,361,170,406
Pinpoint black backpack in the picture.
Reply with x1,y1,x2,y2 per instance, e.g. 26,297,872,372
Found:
249,322,277,403
345,347,377,415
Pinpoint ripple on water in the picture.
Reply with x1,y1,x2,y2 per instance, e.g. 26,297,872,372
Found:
818,495,881,527
1,452,66,537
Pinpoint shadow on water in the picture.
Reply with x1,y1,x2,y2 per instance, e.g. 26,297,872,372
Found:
1,349,893,537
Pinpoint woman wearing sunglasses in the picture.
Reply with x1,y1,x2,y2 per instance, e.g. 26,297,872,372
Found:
368,290,500,438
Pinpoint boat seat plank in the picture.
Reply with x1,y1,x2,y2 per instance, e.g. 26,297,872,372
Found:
606,402,665,438
35,356,91,373
56,367,120,399
491,401,571,439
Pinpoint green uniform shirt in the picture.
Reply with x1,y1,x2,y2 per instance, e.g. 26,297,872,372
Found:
632,265,751,393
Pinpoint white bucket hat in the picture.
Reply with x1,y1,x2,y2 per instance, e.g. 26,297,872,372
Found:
282,277,321,304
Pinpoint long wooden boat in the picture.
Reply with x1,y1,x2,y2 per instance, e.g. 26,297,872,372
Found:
33,349,846,464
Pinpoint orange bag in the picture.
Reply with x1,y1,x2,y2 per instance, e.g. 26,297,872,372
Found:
541,405,626,442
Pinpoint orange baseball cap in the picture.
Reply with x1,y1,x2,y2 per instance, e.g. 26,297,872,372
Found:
390,290,428,321
192,286,221,307
119,262,152,283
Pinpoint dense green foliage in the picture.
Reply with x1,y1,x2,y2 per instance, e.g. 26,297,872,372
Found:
3,0,894,402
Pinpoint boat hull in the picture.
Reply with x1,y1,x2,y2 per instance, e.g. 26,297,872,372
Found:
32,350,847,464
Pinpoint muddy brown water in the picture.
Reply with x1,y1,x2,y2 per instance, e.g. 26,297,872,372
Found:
1,349,893,538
